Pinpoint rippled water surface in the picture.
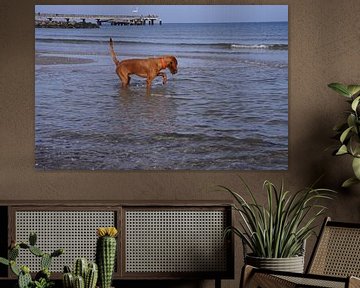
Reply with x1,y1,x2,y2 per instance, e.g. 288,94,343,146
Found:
35,22,288,170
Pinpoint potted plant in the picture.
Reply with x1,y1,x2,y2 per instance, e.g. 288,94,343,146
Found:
96,227,118,288
221,178,334,273
328,82,360,187
0,232,63,288
62,258,98,288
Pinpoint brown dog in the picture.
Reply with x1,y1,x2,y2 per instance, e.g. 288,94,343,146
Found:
109,38,178,89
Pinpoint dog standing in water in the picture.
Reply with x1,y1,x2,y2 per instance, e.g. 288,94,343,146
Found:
109,38,178,89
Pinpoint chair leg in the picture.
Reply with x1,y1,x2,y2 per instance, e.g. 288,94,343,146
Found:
240,265,255,288
215,278,221,288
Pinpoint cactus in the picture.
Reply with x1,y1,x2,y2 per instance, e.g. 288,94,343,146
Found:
35,268,51,281
41,253,52,270
9,246,19,260
74,258,88,279
64,265,72,273
10,260,21,276
96,227,118,288
85,262,98,288
74,275,85,288
63,259,98,288
29,232,37,246
0,257,9,266
18,269,32,288
63,272,74,288
29,245,44,257
51,248,64,258
19,243,30,249
0,232,63,288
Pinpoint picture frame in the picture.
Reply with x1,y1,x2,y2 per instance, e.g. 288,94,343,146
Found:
35,5,288,170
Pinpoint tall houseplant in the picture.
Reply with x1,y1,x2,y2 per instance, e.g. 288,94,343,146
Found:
222,179,334,272
328,83,360,187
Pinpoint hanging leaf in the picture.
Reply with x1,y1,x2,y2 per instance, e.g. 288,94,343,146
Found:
352,157,360,179
349,135,360,157
336,145,348,155
347,85,360,97
328,83,351,97
342,177,360,188
347,114,356,129
351,96,360,111
329,82,360,187
340,126,353,143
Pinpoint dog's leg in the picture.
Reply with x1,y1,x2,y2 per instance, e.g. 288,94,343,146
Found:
118,70,130,88
146,78,153,89
121,76,129,88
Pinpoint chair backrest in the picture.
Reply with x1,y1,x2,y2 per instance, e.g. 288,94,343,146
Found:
307,217,360,277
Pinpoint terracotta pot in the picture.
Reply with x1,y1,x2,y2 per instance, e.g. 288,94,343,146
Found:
245,254,305,273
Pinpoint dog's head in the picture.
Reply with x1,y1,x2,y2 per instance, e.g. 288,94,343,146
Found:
164,56,178,74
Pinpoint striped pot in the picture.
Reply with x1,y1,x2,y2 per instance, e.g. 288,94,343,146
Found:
245,254,305,273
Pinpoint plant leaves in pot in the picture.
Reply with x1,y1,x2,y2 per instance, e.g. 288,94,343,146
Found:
328,82,360,187
221,178,335,273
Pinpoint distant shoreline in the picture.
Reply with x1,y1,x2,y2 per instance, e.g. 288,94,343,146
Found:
36,54,94,65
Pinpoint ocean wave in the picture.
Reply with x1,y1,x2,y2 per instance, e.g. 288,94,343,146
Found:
231,43,288,50
151,132,281,147
36,37,288,50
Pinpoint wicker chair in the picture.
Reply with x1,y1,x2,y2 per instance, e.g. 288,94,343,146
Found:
241,217,360,288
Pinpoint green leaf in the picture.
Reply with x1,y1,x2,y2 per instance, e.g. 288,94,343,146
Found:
347,85,360,97
336,144,348,155
351,96,360,111
40,254,52,270
352,157,360,179
8,247,19,261
223,178,335,258
347,114,356,129
342,177,360,188
10,261,20,276
349,135,360,156
328,83,351,97
0,257,9,266
340,126,353,143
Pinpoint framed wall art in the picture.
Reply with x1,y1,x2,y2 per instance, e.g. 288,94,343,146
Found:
35,5,288,170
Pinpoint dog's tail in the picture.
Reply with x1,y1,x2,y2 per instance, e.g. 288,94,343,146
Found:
109,38,120,65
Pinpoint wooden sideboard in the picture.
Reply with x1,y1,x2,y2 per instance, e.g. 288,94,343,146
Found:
0,201,234,288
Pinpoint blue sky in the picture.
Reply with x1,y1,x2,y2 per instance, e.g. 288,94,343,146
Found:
35,5,288,23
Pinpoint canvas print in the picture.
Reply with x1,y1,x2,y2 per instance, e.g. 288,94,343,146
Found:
35,5,288,170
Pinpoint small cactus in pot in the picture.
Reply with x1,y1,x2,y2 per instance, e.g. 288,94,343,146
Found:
96,227,118,288
62,259,98,288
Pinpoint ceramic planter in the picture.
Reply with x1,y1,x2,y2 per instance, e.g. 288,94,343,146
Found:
245,254,305,273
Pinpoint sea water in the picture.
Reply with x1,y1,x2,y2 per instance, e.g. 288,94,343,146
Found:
35,22,288,170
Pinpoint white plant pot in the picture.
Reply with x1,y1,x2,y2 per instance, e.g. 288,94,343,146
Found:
245,254,305,273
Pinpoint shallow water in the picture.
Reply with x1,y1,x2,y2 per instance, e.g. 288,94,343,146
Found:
35,22,288,170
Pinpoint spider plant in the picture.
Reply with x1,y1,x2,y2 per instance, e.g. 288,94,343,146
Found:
222,179,335,258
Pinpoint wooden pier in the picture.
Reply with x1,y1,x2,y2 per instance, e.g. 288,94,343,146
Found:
35,13,162,27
